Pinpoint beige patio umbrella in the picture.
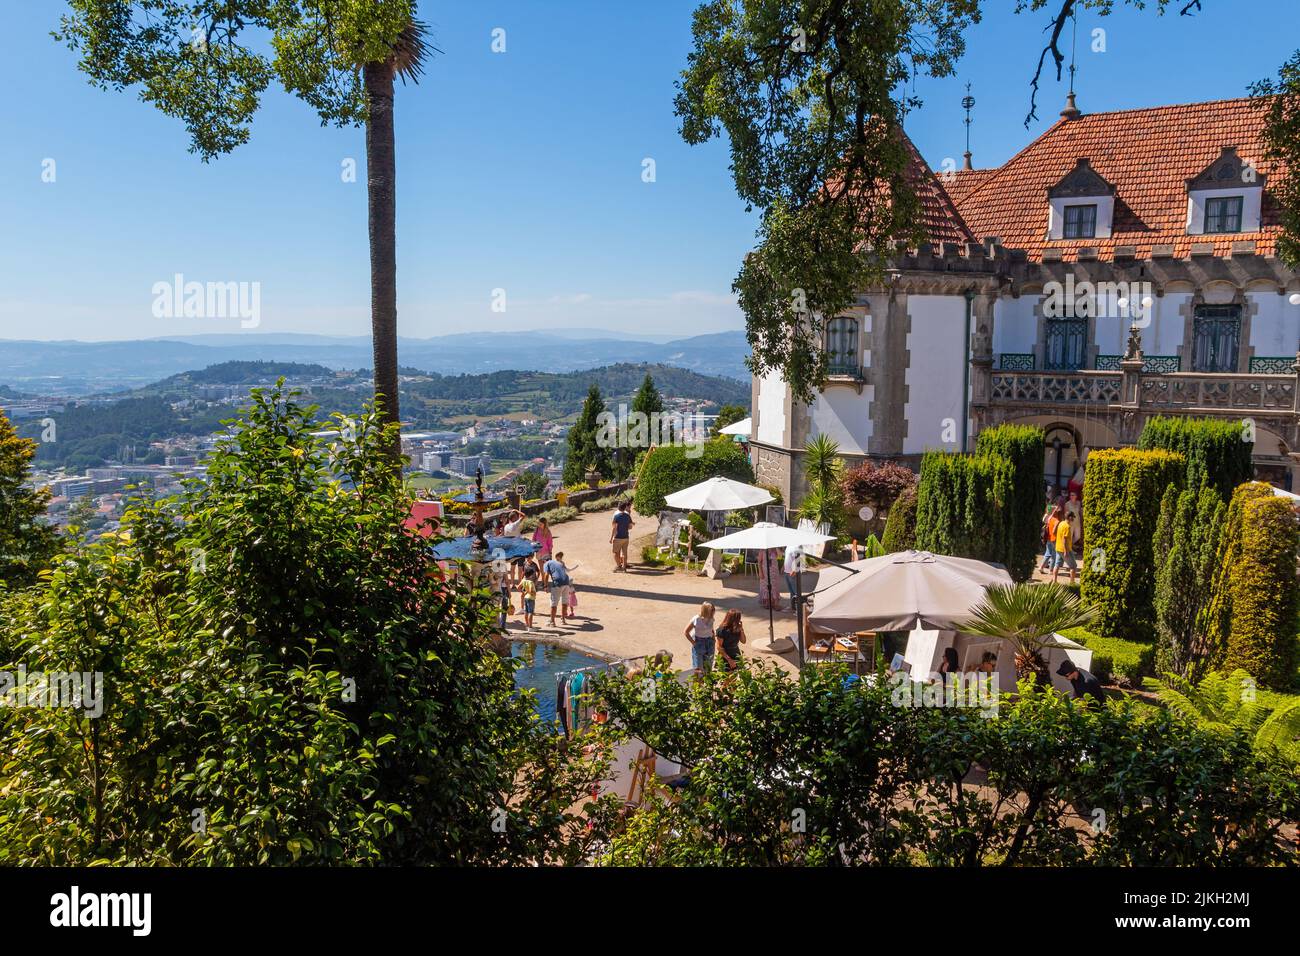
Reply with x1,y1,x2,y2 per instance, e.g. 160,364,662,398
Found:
664,476,774,511
807,550,1012,634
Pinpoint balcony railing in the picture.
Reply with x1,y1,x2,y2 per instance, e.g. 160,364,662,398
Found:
990,370,1122,405
988,367,1297,414
1138,373,1295,412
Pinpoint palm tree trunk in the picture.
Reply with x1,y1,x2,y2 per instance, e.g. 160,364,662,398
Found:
364,61,401,460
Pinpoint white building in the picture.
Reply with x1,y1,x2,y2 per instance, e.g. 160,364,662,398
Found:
751,95,1300,502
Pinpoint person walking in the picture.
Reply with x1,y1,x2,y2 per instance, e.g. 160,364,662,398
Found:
610,501,634,572
715,608,746,673
1040,504,1062,573
533,517,554,582
544,551,575,626
684,602,717,676
1052,510,1077,585
783,545,804,603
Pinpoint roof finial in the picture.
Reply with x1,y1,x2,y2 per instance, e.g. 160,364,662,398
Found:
961,82,975,169
1061,9,1081,119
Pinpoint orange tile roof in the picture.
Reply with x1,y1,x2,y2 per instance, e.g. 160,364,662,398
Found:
941,168,996,207
899,134,977,247
948,97,1285,261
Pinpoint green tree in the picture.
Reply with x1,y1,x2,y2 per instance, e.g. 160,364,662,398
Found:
913,451,1013,564
1202,481,1276,673
1080,448,1185,641
56,0,433,448
974,424,1044,581
563,385,611,486
880,483,917,552
0,411,58,588
712,403,747,435
964,582,1098,685
798,434,846,535
0,386,616,864
1225,495,1299,688
674,0,977,401
632,374,666,422
1138,416,1254,499
632,439,754,516
1153,484,1225,677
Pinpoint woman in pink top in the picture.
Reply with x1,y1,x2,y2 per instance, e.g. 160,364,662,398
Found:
533,517,554,566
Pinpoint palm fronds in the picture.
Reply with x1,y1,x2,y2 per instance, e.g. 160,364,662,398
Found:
963,582,1098,682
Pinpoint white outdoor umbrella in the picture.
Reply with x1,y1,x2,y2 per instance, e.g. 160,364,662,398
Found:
698,523,834,551
699,523,833,651
664,476,774,512
807,550,1011,634
719,417,752,437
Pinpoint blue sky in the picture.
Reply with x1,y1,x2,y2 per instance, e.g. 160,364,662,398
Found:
1,0,1295,342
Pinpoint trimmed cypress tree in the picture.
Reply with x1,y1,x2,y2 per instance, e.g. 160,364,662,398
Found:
1226,495,1299,687
881,484,918,553
914,451,1013,564
1153,484,1226,676
975,423,1045,581
1080,448,1185,641
562,385,611,486
1138,416,1253,499
1200,481,1276,674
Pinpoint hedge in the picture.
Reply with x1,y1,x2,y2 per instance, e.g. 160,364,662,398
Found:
1138,416,1253,499
1060,627,1157,688
1080,448,1185,641
1202,481,1277,674
975,423,1045,581
1225,494,1299,687
913,451,1013,564
881,484,918,552
632,438,754,516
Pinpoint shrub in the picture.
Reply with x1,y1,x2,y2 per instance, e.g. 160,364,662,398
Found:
1226,495,1300,688
593,667,1300,866
881,484,917,552
839,459,916,513
1080,448,1185,641
1153,484,1225,676
632,438,754,516
0,387,614,865
913,451,1013,564
1138,416,1254,498
1202,481,1277,674
974,424,1045,581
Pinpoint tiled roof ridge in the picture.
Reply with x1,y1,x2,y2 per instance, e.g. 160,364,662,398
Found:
1059,94,1274,121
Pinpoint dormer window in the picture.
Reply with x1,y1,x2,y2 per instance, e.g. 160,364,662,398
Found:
1204,195,1243,234
1063,204,1097,239
1186,147,1263,235
1047,159,1115,240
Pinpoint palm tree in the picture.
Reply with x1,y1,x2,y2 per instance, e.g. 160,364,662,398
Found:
963,583,1097,686
798,434,844,533
1144,669,1300,761
363,20,430,454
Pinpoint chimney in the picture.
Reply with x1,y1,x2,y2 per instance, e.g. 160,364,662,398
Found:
1060,91,1081,120
962,150,973,171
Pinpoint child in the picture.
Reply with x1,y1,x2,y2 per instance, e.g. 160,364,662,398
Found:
520,566,538,629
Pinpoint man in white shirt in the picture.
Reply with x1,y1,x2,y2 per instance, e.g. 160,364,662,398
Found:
783,546,804,603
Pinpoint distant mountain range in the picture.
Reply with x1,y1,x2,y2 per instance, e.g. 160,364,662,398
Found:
0,330,751,396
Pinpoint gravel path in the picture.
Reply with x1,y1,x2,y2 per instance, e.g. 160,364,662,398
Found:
506,508,799,673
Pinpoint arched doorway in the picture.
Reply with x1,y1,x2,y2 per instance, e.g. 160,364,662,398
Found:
1043,423,1082,499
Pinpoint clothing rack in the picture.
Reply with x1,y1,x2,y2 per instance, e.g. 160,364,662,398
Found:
553,654,650,737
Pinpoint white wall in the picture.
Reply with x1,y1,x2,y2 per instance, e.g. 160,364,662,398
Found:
1047,195,1115,240
1186,186,1263,234
903,295,970,454
1149,292,1189,356
809,385,875,455
993,295,1038,356
1250,292,1300,357
755,370,787,446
